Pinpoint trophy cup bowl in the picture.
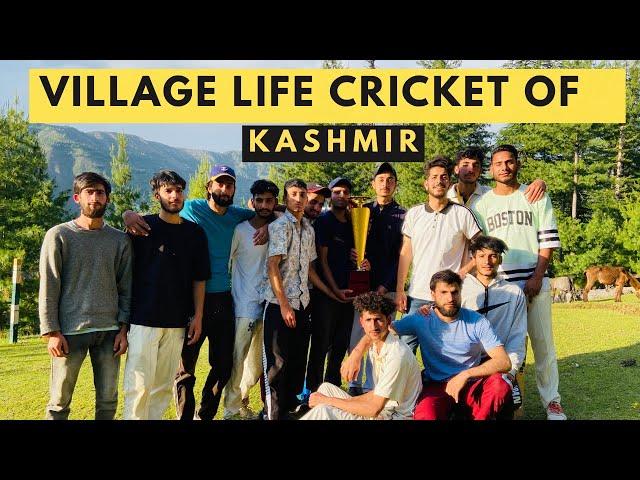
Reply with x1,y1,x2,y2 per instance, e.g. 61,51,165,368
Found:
348,196,371,297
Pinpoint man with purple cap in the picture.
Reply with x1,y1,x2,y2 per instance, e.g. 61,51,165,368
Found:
304,182,331,223
124,164,268,420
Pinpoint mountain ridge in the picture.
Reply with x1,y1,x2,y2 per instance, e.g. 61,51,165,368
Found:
29,124,271,209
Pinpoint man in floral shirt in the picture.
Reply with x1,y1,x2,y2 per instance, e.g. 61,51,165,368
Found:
261,178,339,420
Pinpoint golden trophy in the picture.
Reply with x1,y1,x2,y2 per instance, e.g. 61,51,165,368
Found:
348,196,371,296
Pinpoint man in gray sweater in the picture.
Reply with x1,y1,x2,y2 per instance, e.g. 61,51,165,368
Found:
39,172,132,420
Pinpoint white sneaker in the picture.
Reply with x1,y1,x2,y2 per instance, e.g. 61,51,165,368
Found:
546,401,567,420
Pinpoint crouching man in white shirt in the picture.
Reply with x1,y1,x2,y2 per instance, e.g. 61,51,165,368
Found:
301,292,422,420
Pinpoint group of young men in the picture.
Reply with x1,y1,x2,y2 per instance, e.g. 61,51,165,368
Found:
39,143,566,421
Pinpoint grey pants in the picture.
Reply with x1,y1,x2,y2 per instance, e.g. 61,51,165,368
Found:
46,330,121,420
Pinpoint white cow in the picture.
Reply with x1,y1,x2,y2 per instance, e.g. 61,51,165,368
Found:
551,276,574,303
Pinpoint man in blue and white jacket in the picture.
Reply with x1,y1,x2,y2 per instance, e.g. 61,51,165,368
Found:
461,235,527,407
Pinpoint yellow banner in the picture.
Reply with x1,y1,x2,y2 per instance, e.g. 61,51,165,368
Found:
29,68,625,123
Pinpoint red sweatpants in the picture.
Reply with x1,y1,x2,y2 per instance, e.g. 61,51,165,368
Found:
414,373,513,420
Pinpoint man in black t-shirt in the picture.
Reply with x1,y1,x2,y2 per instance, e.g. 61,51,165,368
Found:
123,170,210,420
305,177,358,394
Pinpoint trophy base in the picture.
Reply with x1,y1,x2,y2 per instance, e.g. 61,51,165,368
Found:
348,270,370,297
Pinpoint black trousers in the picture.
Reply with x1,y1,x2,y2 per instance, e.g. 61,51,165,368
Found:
305,290,354,393
263,302,311,420
174,291,235,420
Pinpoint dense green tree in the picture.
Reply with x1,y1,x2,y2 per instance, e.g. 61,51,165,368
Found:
105,133,144,229
0,106,67,332
187,154,212,200
393,60,492,208
619,193,640,273
322,60,344,69
498,60,640,280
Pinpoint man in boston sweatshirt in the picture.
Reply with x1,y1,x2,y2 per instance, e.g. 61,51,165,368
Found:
39,172,132,420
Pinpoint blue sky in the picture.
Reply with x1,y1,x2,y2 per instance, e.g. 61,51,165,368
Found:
0,59,504,151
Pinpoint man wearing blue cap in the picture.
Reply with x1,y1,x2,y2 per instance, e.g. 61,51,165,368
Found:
124,164,268,420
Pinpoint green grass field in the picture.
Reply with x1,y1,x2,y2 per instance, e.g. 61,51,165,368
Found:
2,294,639,420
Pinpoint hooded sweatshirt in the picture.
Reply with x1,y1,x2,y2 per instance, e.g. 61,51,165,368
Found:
462,274,527,377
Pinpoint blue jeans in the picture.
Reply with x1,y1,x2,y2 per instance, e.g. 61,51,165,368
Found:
400,297,433,355
46,330,121,420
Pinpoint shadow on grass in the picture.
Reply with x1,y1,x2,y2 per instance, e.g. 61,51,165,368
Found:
520,342,640,420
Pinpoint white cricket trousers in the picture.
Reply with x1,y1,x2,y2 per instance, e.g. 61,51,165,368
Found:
222,317,263,417
527,281,561,407
123,324,185,420
300,382,368,420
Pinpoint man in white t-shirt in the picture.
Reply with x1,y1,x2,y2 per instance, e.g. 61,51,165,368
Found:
396,156,482,352
301,292,422,420
222,179,279,419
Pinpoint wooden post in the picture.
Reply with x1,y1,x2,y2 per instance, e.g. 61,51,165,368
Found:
9,258,22,344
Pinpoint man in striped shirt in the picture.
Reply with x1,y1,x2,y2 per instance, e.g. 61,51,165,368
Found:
472,144,566,420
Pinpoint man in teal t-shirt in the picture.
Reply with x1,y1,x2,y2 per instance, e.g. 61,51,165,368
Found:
124,165,267,420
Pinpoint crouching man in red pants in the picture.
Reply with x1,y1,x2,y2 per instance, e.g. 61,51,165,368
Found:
344,269,513,420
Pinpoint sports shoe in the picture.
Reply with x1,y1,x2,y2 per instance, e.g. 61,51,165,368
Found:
285,403,311,420
546,401,567,420
348,386,364,396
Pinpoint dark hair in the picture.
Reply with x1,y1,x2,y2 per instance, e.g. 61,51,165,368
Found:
429,269,462,291
455,147,485,166
353,292,396,316
283,178,307,200
424,155,453,178
150,170,186,192
250,179,279,198
491,144,519,162
73,172,111,197
469,235,508,256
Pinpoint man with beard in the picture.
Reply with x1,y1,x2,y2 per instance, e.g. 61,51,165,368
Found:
39,172,132,420
304,183,330,223
343,270,513,420
222,179,279,419
124,164,267,420
472,145,566,420
395,157,482,353
447,147,548,210
123,171,210,420
305,177,358,395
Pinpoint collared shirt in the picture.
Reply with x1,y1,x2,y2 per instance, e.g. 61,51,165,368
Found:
447,183,490,210
364,199,406,292
262,209,317,310
369,333,422,420
401,200,482,300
